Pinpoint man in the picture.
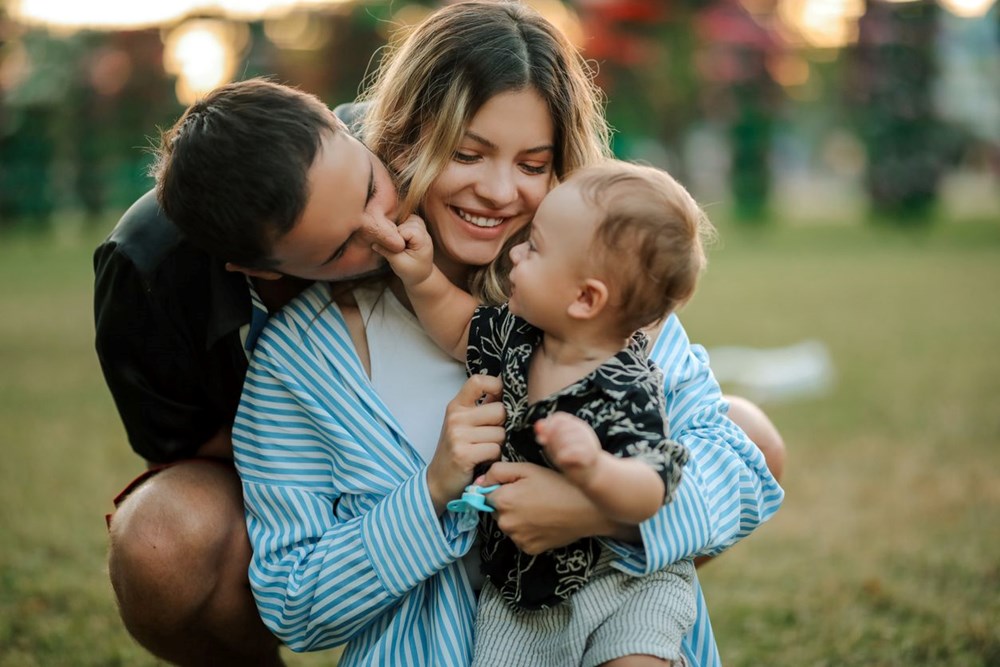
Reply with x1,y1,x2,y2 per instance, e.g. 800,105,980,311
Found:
95,79,404,665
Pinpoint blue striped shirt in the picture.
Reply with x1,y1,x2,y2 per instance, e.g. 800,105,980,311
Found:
233,283,784,665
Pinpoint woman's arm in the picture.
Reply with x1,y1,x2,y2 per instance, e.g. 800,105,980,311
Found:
624,314,785,572
233,316,478,652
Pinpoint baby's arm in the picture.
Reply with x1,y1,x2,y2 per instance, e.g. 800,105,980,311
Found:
535,412,665,525
377,215,477,361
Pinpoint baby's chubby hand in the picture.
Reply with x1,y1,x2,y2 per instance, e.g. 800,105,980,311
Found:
534,412,602,485
373,214,435,287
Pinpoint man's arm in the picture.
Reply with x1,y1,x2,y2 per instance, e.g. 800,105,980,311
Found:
378,216,478,361
93,198,239,463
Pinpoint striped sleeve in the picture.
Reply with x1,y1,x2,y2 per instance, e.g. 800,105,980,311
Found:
611,313,785,574
234,315,476,653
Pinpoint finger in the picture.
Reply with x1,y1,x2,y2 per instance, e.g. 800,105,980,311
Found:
466,425,506,446
470,402,506,427
479,461,528,486
455,374,502,407
533,417,549,443
399,213,427,231
470,442,502,466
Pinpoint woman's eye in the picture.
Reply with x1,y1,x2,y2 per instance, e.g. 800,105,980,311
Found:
521,163,548,175
454,152,479,164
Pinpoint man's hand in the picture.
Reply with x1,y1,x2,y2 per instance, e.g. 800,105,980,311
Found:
374,214,434,288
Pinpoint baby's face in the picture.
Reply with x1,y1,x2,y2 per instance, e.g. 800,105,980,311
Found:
507,181,599,329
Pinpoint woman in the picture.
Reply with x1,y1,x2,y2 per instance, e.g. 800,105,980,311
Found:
233,3,783,665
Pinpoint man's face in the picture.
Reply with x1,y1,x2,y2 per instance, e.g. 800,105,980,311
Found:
263,129,404,282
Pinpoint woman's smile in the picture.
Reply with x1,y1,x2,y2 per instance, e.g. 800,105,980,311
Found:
451,205,507,229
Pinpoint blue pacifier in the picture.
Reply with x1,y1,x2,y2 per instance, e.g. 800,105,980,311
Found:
446,484,500,514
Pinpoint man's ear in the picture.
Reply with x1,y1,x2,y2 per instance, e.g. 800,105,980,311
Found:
567,278,609,320
224,262,283,281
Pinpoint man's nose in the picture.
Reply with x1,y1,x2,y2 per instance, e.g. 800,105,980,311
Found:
365,214,405,253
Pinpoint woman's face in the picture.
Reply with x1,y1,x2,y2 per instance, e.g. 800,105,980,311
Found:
422,88,555,282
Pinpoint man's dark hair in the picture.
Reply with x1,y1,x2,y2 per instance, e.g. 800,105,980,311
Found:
153,78,339,268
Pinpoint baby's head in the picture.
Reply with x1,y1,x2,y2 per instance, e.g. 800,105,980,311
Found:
508,161,714,338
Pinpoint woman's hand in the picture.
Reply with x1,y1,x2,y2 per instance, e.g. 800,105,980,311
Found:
426,374,505,515
479,462,640,554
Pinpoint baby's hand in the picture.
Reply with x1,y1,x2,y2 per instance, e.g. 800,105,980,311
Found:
534,412,602,486
375,214,434,287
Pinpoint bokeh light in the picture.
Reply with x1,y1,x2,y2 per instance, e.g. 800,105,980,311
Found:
162,19,247,104
938,0,997,17
777,0,865,48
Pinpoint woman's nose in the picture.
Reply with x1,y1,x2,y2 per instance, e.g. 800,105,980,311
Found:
475,165,517,207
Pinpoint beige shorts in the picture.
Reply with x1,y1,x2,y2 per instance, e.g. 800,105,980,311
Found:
472,555,696,667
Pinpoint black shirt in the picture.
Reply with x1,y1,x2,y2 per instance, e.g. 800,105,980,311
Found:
94,103,362,464
93,190,252,463
467,304,689,611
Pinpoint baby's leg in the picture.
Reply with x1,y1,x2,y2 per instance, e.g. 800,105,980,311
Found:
600,656,676,667
583,560,696,667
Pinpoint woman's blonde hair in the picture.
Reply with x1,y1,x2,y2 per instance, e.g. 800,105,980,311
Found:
359,0,612,303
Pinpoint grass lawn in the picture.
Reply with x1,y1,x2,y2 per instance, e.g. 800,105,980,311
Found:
0,218,997,666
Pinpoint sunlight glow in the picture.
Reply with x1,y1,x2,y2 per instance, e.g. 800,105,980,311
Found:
10,0,198,30
938,0,997,17
9,0,357,31
163,20,245,105
777,0,865,48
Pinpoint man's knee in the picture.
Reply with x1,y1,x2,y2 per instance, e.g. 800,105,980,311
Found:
725,395,786,482
107,462,250,649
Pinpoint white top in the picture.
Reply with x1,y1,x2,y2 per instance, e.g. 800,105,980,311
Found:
355,285,467,463
355,285,485,590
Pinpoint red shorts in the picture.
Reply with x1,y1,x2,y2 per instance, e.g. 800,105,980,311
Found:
105,457,233,529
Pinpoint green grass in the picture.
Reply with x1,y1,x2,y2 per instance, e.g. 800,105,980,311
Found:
1,219,998,665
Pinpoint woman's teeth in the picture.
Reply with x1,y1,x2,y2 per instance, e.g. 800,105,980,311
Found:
455,208,504,228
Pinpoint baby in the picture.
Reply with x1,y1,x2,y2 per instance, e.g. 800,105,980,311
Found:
383,160,715,667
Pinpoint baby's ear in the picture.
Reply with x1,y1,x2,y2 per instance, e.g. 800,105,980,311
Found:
567,278,609,320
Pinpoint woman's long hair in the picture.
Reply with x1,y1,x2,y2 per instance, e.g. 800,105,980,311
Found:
360,0,612,304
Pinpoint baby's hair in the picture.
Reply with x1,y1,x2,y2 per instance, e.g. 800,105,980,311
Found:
571,161,716,336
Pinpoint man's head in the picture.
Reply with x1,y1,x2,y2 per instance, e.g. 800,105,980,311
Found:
154,78,403,282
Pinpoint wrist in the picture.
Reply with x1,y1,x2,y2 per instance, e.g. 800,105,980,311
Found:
425,468,448,516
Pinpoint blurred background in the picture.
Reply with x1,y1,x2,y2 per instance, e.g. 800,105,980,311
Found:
2,0,998,227
1,0,998,665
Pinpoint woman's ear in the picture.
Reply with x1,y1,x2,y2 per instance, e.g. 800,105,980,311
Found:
567,278,609,321
225,262,283,281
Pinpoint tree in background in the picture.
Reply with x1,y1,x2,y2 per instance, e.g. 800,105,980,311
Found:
694,0,784,223
848,0,953,223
